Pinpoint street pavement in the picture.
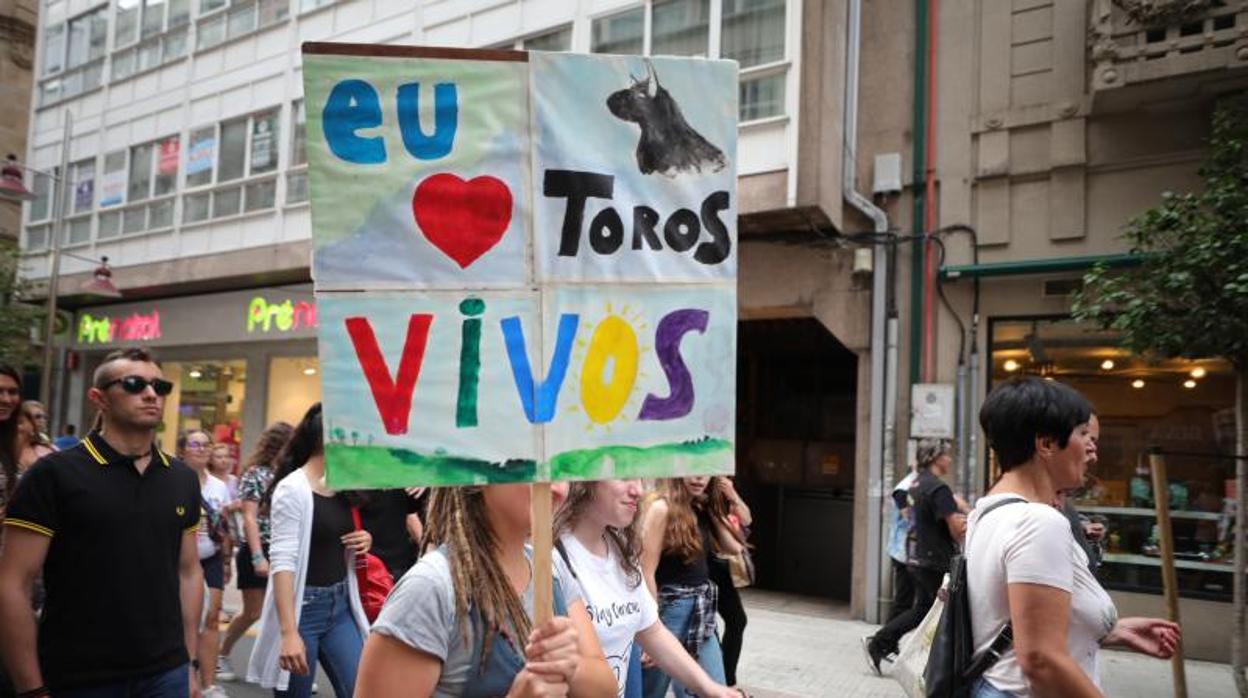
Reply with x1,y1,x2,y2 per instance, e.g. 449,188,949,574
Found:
214,587,1238,697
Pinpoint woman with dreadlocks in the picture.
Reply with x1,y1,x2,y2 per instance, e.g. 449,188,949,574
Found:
355,483,617,697
554,479,737,698
639,477,743,698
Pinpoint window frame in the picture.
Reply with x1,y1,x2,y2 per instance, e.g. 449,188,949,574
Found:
182,106,284,224
194,0,290,52
38,4,109,107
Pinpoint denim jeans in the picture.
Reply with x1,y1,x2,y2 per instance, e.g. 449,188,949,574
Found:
624,644,642,698
971,677,1016,698
54,663,189,698
641,594,725,698
275,580,362,698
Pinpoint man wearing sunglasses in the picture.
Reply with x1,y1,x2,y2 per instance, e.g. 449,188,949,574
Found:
0,347,205,698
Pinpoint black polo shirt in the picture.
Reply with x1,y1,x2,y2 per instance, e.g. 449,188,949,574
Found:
3,431,200,689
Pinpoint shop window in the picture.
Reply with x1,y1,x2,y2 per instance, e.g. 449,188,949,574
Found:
989,317,1238,601
267,356,321,427
159,360,247,455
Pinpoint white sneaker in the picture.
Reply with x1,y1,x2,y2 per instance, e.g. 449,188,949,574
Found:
311,682,319,694
216,656,237,682
202,686,230,698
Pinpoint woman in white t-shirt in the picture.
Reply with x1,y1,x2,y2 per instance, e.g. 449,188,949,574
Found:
969,378,1179,697
554,479,737,698
180,428,233,694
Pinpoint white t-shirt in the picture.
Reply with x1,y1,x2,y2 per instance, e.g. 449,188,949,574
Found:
965,495,1118,696
197,474,231,560
553,533,659,698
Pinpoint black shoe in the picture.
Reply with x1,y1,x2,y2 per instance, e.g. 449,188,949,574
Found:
861,635,885,676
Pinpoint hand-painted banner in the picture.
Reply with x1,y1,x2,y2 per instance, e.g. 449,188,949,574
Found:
302,44,737,488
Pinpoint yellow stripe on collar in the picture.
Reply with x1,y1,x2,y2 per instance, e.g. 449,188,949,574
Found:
3,518,54,537
81,436,107,465
156,449,170,467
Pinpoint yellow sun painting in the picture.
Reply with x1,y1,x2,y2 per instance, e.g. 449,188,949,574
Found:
568,303,650,433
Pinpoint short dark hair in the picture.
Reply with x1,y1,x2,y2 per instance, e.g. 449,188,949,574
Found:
979,377,1094,471
93,347,160,388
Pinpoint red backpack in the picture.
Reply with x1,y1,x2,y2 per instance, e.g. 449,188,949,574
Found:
349,507,395,622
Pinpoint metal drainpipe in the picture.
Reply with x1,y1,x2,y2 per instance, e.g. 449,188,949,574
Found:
844,0,891,624
909,0,929,387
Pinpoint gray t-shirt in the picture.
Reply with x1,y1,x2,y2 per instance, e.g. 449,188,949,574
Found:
372,545,581,697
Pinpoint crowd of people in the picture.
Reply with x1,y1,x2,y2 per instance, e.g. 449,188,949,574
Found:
0,347,1188,698
0,347,758,698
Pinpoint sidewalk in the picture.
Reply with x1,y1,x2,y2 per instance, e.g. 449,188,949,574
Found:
733,589,1238,698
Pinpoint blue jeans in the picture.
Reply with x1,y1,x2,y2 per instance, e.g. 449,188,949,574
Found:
275,580,363,698
641,595,725,698
54,663,189,698
624,645,642,698
972,677,1016,697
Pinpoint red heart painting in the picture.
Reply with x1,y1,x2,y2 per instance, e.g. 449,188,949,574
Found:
411,173,512,269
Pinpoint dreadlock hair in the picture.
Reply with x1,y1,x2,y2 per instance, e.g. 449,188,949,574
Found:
424,486,531,670
554,481,643,589
655,478,710,565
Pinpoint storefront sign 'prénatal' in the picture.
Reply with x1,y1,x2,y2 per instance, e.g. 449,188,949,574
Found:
302,43,738,488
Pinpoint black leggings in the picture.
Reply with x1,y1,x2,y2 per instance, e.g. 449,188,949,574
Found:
871,565,943,656
709,559,748,686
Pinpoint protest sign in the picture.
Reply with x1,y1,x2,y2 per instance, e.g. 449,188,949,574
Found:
302,44,738,490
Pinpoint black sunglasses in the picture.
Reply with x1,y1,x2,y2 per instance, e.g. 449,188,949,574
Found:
100,375,175,396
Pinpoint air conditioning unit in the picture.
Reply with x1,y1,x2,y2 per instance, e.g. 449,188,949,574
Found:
911,383,955,439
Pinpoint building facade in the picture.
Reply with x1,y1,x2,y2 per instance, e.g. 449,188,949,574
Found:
19,0,1245,659
1,0,37,240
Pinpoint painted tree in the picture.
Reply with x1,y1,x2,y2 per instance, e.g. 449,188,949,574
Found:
1073,93,1248,690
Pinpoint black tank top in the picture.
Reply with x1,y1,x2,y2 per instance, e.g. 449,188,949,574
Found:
306,491,352,586
656,507,714,587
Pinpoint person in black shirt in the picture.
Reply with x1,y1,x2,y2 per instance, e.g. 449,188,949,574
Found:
358,489,423,582
0,347,204,697
863,439,966,674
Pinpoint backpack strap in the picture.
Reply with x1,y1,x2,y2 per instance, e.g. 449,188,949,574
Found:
961,496,1028,684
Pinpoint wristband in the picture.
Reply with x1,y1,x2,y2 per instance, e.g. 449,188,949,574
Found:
251,552,265,565
17,687,50,698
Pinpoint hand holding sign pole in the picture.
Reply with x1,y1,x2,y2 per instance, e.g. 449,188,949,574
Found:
302,42,736,629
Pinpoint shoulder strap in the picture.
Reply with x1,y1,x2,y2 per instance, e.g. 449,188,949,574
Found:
979,496,1027,520
350,506,363,531
554,538,578,580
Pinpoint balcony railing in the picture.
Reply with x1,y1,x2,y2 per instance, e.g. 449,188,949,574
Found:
1090,0,1248,93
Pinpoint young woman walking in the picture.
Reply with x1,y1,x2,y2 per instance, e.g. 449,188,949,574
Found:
217,422,293,683
354,483,617,697
247,404,372,697
555,479,738,698
706,477,751,689
15,403,55,474
181,429,233,696
640,477,743,698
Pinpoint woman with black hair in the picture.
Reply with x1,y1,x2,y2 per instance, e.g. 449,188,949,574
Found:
0,364,23,520
967,377,1179,697
247,403,372,697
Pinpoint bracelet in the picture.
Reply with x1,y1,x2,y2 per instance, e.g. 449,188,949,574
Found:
251,552,265,564
17,687,50,698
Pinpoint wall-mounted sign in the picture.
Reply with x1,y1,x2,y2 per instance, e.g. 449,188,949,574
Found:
248,296,317,333
78,309,162,345
73,285,316,350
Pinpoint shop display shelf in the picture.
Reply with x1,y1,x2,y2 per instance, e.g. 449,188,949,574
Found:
1078,505,1222,521
1101,552,1232,573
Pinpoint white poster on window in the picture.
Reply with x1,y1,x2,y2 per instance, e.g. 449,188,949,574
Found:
251,120,274,171
99,165,125,207
187,136,215,176
74,162,95,212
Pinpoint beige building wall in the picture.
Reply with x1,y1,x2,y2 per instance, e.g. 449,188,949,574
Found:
0,0,36,241
839,0,1248,654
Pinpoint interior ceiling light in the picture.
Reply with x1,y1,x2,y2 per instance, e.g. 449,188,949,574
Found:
188,369,203,379
1131,379,1145,389
1003,359,1020,372
1100,359,1115,370
1183,379,1197,389
1190,367,1207,379
303,367,318,376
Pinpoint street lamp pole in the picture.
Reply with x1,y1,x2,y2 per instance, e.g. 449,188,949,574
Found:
39,111,72,406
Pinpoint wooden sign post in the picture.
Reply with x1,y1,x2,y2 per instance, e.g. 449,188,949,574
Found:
1149,448,1188,698
531,481,554,625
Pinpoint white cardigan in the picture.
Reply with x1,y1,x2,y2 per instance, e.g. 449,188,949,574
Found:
246,468,370,690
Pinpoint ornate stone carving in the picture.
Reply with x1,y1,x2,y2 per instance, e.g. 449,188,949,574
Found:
1111,0,1220,27
0,15,35,71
